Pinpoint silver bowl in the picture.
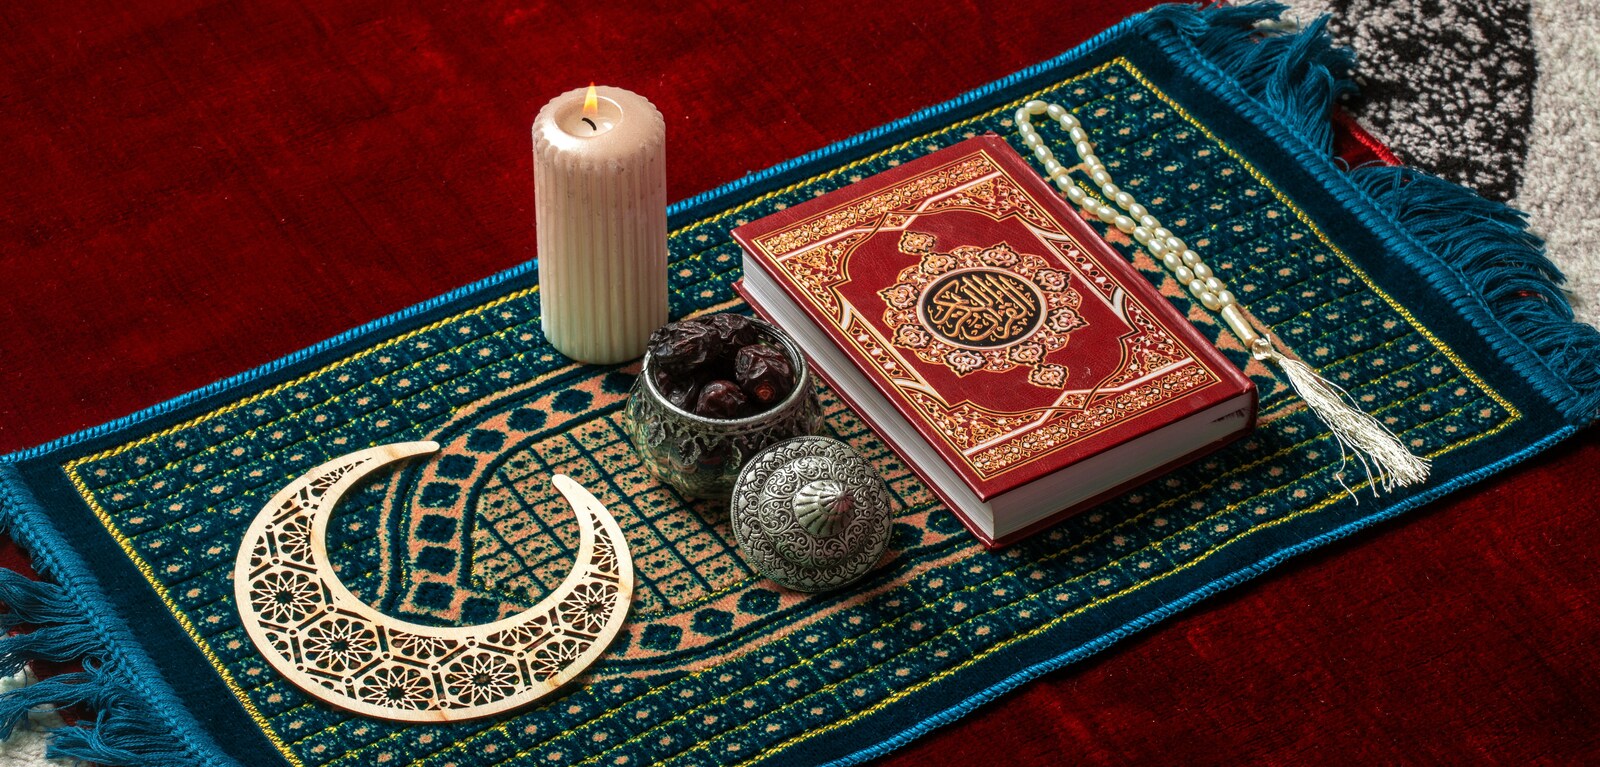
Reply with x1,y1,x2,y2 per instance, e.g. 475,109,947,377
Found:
624,317,824,500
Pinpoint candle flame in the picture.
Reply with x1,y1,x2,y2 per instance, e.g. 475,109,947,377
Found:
582,83,599,119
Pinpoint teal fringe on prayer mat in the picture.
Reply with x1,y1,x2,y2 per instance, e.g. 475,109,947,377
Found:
3,4,1597,765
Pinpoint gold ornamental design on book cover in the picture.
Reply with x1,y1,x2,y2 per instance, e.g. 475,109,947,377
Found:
744,145,1220,480
880,232,1086,388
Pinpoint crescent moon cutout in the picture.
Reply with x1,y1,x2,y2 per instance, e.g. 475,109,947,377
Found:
233,441,634,722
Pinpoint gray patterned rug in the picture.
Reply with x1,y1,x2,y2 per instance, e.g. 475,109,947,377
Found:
1289,0,1599,326
2,1,1595,764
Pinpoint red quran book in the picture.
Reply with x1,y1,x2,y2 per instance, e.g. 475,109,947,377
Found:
732,135,1255,547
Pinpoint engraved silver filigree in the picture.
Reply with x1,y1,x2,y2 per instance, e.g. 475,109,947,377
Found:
730,436,893,592
624,318,824,500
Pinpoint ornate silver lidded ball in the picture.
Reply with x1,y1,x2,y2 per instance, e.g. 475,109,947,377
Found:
730,436,893,592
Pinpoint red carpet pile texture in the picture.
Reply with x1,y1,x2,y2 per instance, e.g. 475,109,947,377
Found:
0,1,1595,763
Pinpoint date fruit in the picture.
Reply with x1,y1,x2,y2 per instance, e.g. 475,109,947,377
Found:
648,314,799,419
704,313,760,349
694,380,748,419
735,344,793,405
655,371,700,411
647,321,720,374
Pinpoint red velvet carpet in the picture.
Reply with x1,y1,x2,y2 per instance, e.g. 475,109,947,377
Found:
1,0,1595,763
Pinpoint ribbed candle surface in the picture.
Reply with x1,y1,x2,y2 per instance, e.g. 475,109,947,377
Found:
532,85,668,364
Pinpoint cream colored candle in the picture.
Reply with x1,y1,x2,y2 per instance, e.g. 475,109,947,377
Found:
532,84,668,364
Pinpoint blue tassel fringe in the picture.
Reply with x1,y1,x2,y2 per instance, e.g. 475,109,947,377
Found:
0,586,195,765
1350,166,1600,419
1140,1,1600,422
0,486,199,766
0,5,1596,767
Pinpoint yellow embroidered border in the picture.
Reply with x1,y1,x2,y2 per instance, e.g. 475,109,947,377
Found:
740,472,1383,765
61,286,569,767
404,63,1522,766
1116,63,1518,418
499,392,1504,767
707,61,1526,766
55,55,1519,767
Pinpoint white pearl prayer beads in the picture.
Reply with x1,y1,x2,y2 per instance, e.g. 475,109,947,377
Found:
1014,101,1256,330
1013,100,1430,492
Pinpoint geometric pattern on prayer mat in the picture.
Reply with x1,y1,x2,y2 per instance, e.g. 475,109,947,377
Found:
1,6,1594,767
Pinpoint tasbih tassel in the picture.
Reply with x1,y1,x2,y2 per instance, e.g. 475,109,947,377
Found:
1256,341,1430,493
1016,100,1429,495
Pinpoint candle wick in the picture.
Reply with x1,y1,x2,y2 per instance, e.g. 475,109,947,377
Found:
582,117,598,131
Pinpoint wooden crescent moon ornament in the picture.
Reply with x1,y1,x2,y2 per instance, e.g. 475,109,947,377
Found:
233,441,634,722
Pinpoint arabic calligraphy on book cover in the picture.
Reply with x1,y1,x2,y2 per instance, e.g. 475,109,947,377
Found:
736,137,1234,494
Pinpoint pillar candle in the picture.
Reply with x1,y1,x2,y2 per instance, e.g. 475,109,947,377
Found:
532,85,668,364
